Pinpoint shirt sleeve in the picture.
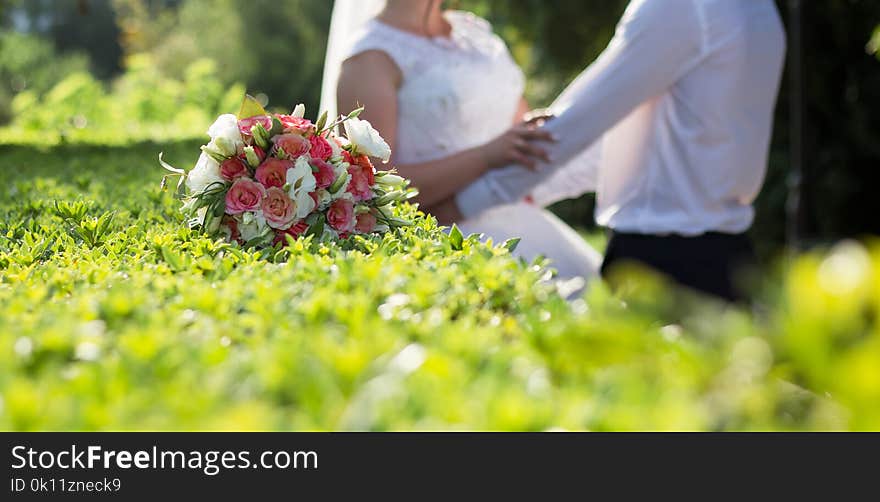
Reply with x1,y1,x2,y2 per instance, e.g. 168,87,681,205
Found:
527,138,601,207
456,0,705,219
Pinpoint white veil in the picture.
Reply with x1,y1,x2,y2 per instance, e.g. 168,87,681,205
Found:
319,0,387,121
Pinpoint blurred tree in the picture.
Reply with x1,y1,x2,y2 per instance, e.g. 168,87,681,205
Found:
0,0,24,29
0,32,90,124
460,0,628,104
112,0,182,57
50,0,123,79
777,2,880,245
1,0,123,79
112,0,331,114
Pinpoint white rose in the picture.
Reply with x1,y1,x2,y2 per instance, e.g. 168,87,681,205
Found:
344,117,391,162
238,211,271,243
286,156,318,219
328,136,344,159
206,114,244,157
187,152,224,194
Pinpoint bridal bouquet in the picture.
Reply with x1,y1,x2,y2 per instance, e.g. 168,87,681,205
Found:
160,96,415,248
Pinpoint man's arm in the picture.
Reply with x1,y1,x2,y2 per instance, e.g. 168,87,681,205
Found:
528,137,602,207
456,0,705,219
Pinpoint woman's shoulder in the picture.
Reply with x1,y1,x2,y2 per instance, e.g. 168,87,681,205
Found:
343,20,413,70
346,19,400,54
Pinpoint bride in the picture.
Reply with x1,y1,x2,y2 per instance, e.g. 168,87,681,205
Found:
321,0,601,280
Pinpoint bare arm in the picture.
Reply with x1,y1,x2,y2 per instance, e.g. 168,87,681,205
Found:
426,97,541,224
514,98,530,124
337,51,552,208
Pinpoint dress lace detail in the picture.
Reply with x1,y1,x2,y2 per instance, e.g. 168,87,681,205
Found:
344,11,526,164
343,11,600,281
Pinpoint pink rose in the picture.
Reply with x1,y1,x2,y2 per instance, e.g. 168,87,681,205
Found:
276,114,315,136
238,115,273,137
347,157,375,202
309,135,333,161
351,154,375,183
220,157,250,181
355,210,377,234
261,187,297,230
273,134,310,159
311,159,336,189
255,158,293,188
273,221,310,246
225,178,266,215
327,199,355,232
342,150,354,165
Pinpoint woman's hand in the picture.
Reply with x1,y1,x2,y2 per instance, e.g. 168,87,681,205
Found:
480,122,556,171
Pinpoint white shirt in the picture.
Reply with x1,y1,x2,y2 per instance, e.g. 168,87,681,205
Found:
456,0,786,236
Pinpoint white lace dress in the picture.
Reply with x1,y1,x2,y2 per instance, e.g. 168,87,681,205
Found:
345,11,601,280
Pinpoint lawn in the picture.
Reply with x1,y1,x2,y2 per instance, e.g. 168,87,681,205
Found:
0,141,878,431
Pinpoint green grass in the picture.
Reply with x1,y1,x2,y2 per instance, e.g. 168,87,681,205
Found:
1,141,879,431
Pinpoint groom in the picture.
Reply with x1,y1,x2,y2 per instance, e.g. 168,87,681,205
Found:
451,0,787,302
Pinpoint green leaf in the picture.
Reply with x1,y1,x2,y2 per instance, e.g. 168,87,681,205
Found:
237,94,268,119
328,171,349,194
305,213,325,238
270,116,284,136
449,224,463,250
502,237,521,253
244,236,267,249
53,200,89,222
96,212,115,236
315,111,328,133
284,233,299,248
159,245,187,272
212,199,226,218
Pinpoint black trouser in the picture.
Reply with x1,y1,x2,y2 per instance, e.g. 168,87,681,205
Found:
601,231,757,302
